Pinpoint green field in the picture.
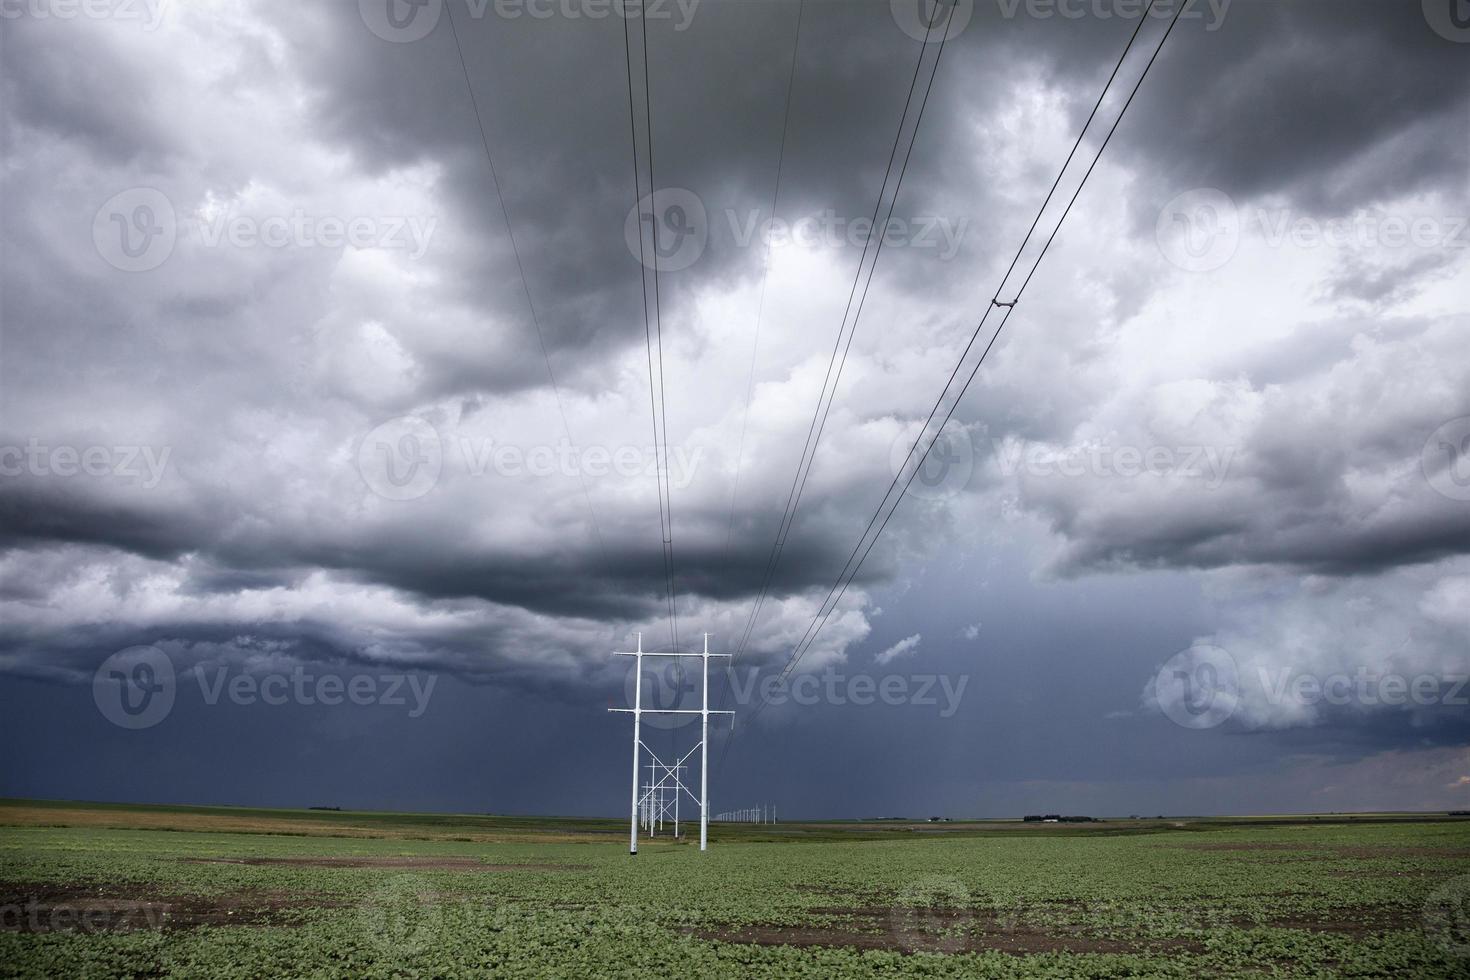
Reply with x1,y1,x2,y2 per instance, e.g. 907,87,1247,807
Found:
2,800,1468,978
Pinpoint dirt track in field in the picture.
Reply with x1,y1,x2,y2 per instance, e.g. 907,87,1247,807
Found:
180,856,586,872
0,881,339,932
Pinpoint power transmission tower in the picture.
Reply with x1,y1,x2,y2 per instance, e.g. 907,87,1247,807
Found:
611,633,733,853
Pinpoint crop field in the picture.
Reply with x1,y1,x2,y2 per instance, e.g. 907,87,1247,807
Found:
2,800,1468,978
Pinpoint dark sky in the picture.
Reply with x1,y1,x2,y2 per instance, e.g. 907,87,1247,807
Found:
1,0,1468,818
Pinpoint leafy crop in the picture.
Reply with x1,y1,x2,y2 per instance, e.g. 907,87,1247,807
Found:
1,812,1467,978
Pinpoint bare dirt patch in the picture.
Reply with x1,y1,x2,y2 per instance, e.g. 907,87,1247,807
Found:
0,804,605,844
1175,842,1319,852
0,881,338,933
1324,846,1470,860
179,856,585,872
1244,906,1418,936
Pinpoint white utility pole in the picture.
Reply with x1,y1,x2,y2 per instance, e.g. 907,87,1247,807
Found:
628,635,642,854
699,633,710,851
611,633,733,853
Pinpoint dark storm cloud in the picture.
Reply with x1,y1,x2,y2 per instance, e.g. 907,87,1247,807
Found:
267,0,1237,396
1116,0,1470,216
274,0,988,390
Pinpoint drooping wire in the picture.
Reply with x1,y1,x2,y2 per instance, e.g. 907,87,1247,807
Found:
717,1,954,773
725,0,1185,756
730,1,951,668
622,0,680,656
768,0,1187,711
713,0,806,729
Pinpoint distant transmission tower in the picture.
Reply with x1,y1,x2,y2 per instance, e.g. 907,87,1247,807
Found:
611,633,733,853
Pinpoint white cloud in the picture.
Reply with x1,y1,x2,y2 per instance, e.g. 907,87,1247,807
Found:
874,633,922,667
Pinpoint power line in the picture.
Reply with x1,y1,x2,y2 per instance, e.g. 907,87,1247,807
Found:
444,3,607,560
722,1,1184,750
716,0,806,726
717,2,953,773
622,0,680,655
643,3,680,655
730,2,952,668
769,0,1186,705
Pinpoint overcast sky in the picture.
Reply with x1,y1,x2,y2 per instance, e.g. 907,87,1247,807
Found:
1,0,1468,819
